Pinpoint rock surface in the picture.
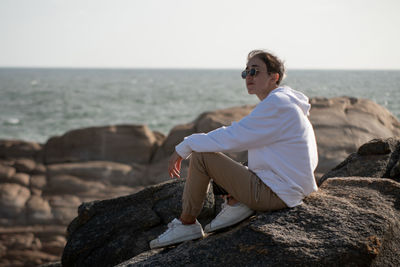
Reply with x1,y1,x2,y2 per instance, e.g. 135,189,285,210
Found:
62,180,215,267
117,178,400,267
0,183,31,223
0,225,65,267
0,140,43,161
46,161,145,187
62,177,400,267
0,165,16,180
44,125,163,165
310,97,400,173
320,138,400,185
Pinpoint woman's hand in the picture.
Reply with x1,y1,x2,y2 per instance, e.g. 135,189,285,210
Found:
168,151,183,178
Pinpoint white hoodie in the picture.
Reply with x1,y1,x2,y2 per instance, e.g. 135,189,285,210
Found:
175,86,318,207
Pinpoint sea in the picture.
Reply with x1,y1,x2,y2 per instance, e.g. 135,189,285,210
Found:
0,68,399,144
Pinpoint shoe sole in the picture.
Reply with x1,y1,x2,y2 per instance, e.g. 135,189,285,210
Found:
204,210,254,233
150,232,204,249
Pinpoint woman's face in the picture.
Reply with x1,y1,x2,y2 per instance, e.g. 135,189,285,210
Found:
245,57,278,100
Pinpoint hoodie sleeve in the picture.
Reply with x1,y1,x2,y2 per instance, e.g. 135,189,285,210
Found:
175,98,300,159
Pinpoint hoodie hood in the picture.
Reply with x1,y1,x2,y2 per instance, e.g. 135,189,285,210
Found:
272,86,311,116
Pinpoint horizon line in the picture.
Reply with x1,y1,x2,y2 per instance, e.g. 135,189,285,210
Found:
1,66,400,71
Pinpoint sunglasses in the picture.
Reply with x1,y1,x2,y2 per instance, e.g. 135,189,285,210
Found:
241,68,269,79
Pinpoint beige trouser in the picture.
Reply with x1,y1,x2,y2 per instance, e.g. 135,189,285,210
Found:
182,152,287,217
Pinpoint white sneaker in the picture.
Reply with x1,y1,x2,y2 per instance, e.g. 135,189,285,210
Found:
204,201,254,233
149,218,205,249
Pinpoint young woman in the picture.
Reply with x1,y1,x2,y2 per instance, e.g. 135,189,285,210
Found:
150,50,318,249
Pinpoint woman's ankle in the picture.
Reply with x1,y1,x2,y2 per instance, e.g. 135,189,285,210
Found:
227,196,239,206
179,214,196,225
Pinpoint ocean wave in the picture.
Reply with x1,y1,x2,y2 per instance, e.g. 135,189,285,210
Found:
3,118,20,125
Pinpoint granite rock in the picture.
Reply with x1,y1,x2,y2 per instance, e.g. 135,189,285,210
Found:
46,161,145,187
0,164,16,180
44,125,163,165
320,138,400,185
60,177,400,267
26,195,54,224
62,180,215,267
0,140,43,161
12,158,37,174
0,183,30,222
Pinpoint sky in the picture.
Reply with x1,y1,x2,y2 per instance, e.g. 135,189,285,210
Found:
0,0,399,70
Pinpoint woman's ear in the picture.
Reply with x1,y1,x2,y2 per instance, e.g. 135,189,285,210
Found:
273,73,279,84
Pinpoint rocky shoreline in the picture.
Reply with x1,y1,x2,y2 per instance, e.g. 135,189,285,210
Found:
1,96,400,266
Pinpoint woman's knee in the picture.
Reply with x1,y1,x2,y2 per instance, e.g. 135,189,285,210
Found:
190,152,217,161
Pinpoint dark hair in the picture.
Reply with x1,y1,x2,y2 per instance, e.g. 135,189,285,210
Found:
247,50,285,85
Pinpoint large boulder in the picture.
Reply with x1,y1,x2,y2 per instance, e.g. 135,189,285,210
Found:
62,180,215,267
44,125,164,165
119,177,400,267
61,176,400,267
310,97,400,173
319,138,400,185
